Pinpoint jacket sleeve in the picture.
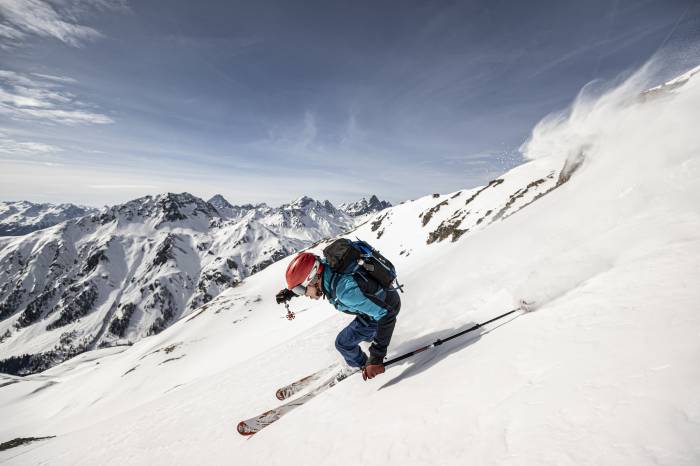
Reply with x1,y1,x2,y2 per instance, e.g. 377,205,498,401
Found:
368,302,400,366
334,276,388,321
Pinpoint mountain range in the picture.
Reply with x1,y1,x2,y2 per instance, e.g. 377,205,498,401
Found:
0,193,390,374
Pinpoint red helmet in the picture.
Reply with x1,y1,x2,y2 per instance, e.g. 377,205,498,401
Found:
285,252,323,289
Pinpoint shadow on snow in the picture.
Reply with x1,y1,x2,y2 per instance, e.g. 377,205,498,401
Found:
379,314,520,390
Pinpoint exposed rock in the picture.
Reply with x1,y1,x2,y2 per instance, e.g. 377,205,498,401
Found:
147,286,176,336
46,283,99,331
108,303,136,338
492,178,547,222
476,209,493,225
16,288,56,328
250,249,288,275
84,249,108,275
465,179,504,206
152,234,179,269
557,151,586,186
427,215,468,244
371,212,389,232
420,200,449,226
0,286,25,320
0,436,56,452
0,334,91,375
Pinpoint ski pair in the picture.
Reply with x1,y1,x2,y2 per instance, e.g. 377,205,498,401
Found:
238,306,526,436
237,365,357,436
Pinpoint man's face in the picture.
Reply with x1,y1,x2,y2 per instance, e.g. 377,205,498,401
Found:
305,279,322,300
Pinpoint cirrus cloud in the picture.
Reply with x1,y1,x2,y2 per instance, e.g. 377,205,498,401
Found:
0,132,63,154
0,0,127,48
0,69,113,124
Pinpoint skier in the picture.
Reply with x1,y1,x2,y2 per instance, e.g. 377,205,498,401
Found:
276,251,401,380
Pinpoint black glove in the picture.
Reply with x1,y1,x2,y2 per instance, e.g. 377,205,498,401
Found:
275,288,296,304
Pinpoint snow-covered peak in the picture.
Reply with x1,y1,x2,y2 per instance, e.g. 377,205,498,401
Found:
97,192,219,229
208,195,269,220
339,195,391,217
280,196,340,216
208,194,251,219
155,192,218,220
285,195,316,210
207,194,234,211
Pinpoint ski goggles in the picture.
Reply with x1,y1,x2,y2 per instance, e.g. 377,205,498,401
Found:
291,277,321,296
291,260,321,296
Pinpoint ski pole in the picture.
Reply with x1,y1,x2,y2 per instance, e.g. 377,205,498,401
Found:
284,301,296,320
383,307,521,367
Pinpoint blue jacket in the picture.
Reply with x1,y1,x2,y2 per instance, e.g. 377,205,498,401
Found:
320,259,401,365
320,260,388,321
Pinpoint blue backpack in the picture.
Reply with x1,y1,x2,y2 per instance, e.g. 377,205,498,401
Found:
322,238,403,297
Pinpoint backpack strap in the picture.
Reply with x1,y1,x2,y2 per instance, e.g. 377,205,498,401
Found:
328,272,342,300
328,269,384,302
353,269,385,297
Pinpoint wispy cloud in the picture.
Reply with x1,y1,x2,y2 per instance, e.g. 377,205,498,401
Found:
0,21,26,41
88,184,158,189
298,111,318,151
0,131,63,154
0,0,127,48
30,72,78,83
264,110,321,156
0,69,113,124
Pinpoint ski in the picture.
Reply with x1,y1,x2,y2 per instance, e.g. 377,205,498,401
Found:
275,363,339,401
237,368,358,436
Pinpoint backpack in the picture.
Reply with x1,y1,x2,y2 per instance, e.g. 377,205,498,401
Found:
322,238,403,299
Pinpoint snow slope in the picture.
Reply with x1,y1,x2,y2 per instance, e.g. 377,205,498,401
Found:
1,64,699,465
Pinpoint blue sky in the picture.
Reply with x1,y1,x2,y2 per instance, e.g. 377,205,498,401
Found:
1,0,698,207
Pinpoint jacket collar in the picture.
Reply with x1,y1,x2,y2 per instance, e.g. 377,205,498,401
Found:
320,259,333,299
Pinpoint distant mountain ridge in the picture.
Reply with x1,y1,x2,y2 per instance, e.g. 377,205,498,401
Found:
0,201,98,237
0,192,391,374
207,195,267,220
339,195,392,217
0,193,392,239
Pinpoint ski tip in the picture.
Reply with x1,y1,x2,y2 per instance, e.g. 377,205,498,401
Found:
237,421,258,436
518,299,538,313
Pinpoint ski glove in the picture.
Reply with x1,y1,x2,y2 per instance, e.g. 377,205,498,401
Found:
362,364,385,381
276,288,296,304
